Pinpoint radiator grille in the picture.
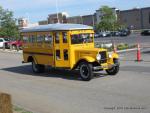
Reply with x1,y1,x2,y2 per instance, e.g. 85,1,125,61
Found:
99,51,107,63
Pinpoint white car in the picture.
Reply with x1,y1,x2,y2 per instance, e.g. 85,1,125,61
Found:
0,38,9,48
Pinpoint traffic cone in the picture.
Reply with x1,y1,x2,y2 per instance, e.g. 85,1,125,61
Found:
136,43,142,62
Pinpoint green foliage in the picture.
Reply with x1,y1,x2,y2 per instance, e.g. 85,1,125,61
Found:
117,43,129,50
0,6,19,38
13,106,33,113
96,6,121,31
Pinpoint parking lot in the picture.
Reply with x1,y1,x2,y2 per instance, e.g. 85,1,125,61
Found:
0,39,150,113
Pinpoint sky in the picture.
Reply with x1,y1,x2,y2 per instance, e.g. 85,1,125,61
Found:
0,0,150,23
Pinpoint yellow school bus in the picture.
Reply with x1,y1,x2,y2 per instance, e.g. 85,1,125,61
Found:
21,24,119,81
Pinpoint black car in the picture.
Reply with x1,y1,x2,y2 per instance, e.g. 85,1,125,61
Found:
141,30,150,36
119,29,131,36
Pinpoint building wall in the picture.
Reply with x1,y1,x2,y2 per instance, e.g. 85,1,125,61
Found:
118,9,141,30
38,20,48,25
67,16,82,24
18,18,28,28
82,14,96,26
48,13,67,24
118,7,150,30
141,8,150,29
37,7,150,30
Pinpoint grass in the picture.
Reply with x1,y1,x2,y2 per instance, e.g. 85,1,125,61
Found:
95,43,137,51
13,106,33,113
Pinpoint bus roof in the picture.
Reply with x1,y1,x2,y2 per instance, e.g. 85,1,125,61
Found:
20,23,93,33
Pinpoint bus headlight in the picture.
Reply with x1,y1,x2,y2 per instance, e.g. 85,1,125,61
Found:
108,54,112,58
96,54,101,61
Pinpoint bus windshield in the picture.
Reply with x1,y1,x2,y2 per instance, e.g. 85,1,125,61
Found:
71,33,93,44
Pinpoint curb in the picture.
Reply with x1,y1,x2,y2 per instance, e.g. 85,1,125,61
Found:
0,49,22,54
108,48,137,54
117,48,137,53
0,48,138,54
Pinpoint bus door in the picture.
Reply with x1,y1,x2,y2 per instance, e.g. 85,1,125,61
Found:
54,32,70,68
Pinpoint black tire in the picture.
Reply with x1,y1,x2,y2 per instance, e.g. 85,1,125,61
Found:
106,65,119,75
12,45,16,50
32,60,45,73
79,62,93,81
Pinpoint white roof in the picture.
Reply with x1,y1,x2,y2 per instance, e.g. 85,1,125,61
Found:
20,23,93,33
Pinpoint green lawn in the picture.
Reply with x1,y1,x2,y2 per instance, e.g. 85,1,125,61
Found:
13,106,33,113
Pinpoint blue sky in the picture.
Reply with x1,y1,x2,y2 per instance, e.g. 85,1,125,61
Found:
0,0,150,23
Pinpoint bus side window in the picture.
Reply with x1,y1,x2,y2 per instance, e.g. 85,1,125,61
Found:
37,35,44,47
56,50,61,60
45,34,53,45
22,36,28,47
29,35,36,43
63,49,68,60
23,36,28,43
62,32,67,43
37,35,44,43
55,33,59,43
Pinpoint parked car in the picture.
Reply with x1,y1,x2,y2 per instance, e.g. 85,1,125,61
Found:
141,29,150,36
94,33,99,38
0,38,9,48
8,39,23,50
110,31,120,37
119,29,131,36
99,31,111,37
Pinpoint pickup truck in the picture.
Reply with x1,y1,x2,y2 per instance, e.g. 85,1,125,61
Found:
8,40,23,50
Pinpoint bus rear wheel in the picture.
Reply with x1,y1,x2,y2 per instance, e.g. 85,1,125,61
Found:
32,60,45,73
79,62,93,81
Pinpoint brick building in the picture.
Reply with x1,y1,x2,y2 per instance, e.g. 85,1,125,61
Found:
47,12,68,24
37,7,150,30
118,7,150,30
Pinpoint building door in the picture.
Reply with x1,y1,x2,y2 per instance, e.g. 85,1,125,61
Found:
53,32,70,68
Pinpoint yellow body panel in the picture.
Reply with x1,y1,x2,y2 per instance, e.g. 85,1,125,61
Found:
21,28,118,70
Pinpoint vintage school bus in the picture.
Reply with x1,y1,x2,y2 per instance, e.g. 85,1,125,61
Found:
21,24,120,81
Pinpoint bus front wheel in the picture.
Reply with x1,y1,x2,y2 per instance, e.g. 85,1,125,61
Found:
32,61,45,73
79,62,93,81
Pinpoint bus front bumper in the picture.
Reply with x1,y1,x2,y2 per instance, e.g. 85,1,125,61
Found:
93,63,120,71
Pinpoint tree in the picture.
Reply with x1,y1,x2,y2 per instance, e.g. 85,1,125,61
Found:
97,6,120,31
0,6,19,38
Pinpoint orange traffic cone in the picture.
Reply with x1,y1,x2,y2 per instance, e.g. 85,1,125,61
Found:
136,43,142,62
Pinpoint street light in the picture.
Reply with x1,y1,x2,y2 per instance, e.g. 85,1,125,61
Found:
92,15,95,27
55,0,60,23
80,15,83,24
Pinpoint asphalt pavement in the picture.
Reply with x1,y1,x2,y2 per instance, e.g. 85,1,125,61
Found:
95,34,150,46
0,48,150,113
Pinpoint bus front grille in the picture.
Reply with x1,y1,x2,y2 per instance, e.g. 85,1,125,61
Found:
99,51,107,63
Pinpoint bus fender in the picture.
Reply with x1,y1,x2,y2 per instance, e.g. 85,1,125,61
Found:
112,53,119,59
79,56,95,62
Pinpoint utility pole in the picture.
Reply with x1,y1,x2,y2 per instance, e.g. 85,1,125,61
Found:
56,0,60,23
